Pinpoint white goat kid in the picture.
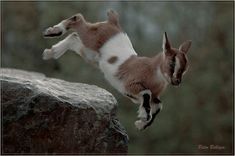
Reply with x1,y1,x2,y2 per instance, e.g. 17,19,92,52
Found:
43,10,191,130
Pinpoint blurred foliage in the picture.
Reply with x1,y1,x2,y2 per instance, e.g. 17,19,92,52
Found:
1,1,233,154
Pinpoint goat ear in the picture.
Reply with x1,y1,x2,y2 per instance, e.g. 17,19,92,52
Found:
70,16,77,22
68,14,84,26
179,40,192,54
162,32,171,52
107,9,120,26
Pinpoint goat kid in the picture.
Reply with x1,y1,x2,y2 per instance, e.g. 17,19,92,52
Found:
43,10,192,130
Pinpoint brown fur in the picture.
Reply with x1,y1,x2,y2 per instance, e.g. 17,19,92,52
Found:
65,11,122,52
107,56,118,64
116,41,190,99
176,52,187,71
116,54,168,99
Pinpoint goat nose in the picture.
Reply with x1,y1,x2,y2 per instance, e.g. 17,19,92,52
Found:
176,79,181,84
42,30,47,36
42,28,50,36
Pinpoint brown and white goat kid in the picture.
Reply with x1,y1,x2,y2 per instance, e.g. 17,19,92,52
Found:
43,10,192,130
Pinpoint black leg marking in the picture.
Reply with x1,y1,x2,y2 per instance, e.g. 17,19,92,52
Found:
143,97,162,129
143,108,161,129
143,93,151,121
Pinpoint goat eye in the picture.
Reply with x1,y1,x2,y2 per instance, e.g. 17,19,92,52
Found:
170,61,175,68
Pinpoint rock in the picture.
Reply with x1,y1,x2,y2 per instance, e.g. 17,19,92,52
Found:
1,68,128,154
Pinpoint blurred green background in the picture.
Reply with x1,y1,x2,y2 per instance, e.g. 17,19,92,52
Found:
1,1,233,154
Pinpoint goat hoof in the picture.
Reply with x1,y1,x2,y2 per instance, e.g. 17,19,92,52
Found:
43,27,63,38
42,49,53,60
146,114,152,122
138,113,152,122
135,120,146,130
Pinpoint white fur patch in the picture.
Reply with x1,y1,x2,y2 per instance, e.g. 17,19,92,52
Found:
137,106,148,119
43,33,82,60
80,47,99,65
139,89,152,97
68,34,99,64
99,33,137,93
54,21,67,35
137,89,152,121
43,32,99,65
173,57,180,77
151,103,162,114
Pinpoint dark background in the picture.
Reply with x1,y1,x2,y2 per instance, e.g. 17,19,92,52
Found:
1,1,233,154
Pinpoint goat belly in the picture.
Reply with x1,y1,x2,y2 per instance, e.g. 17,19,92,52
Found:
99,32,137,93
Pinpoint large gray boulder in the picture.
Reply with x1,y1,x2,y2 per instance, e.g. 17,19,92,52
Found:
1,68,128,154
